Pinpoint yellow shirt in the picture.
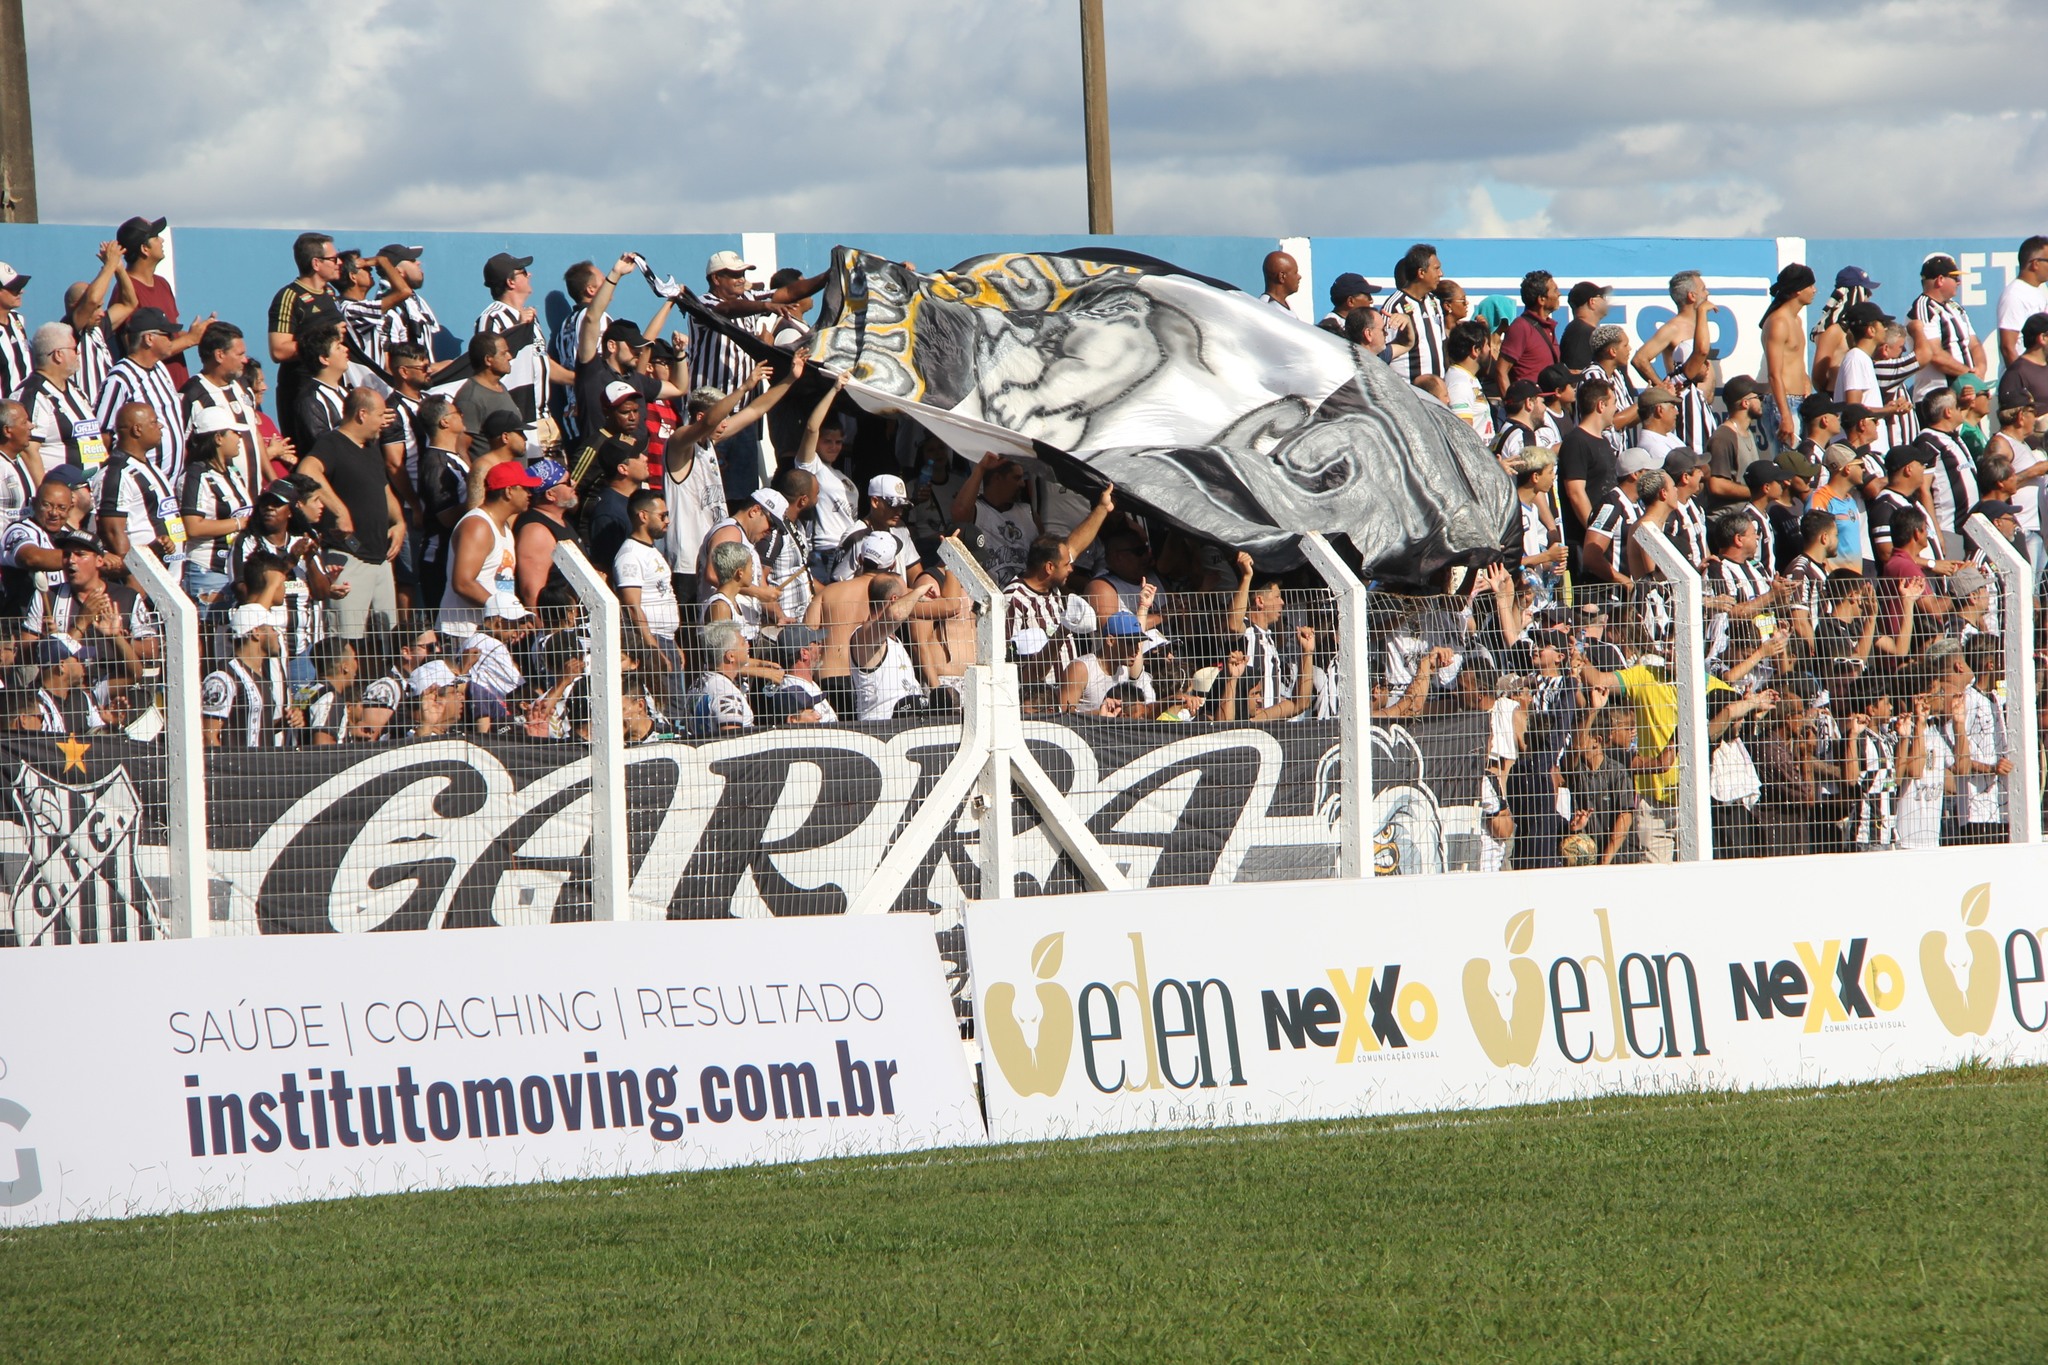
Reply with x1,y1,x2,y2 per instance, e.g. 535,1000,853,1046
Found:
1616,663,1731,805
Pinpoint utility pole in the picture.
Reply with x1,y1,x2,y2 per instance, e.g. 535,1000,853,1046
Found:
1079,0,1112,235
0,0,33,223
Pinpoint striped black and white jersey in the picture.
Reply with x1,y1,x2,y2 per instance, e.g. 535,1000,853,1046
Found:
1786,553,1828,626
358,667,408,738
1872,350,1920,448
0,451,33,525
295,377,347,446
1004,579,1075,673
383,390,422,488
181,463,244,576
688,293,773,396
1384,288,1447,381
300,678,350,743
26,581,159,645
1739,503,1776,574
337,296,386,370
1708,555,1773,662
96,451,186,564
15,373,95,477
95,357,186,485
1907,294,1977,398
0,517,58,620
0,312,31,399
1669,497,1709,569
1916,428,1978,541
551,304,606,438
1583,363,1640,454
475,299,550,434
179,374,264,503
379,291,444,358
202,657,287,747
227,529,323,657
1667,337,1719,453
76,323,114,409
1586,487,1642,577
1869,487,1915,560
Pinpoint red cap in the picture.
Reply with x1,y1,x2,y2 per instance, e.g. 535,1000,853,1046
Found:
485,461,543,491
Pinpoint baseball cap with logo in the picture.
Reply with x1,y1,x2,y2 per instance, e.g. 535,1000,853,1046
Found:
704,250,753,277
485,591,533,621
1103,610,1145,637
116,216,167,252
855,531,900,568
482,252,533,291
1921,253,1964,280
1328,272,1374,306
123,307,172,343
529,457,569,491
603,380,640,408
867,474,909,506
751,488,789,521
0,262,27,292
484,461,542,491
1835,265,1881,291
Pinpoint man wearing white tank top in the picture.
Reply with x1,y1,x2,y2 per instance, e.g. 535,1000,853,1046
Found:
439,460,535,637
663,360,782,591
848,573,935,722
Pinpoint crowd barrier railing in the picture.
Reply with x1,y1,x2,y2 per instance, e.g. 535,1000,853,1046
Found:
13,525,2048,943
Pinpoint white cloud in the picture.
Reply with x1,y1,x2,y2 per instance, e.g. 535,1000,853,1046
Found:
22,0,2048,239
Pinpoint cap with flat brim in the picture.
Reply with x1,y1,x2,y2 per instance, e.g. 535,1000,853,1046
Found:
378,244,425,263
53,530,99,553
1921,254,1963,279
116,216,166,251
1744,461,1788,491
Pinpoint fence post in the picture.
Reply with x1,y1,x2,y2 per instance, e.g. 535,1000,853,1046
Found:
1631,522,1711,863
1297,532,1372,881
550,541,630,920
124,545,207,938
1966,512,2040,845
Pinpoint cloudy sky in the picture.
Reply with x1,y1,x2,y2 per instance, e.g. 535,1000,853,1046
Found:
26,0,2048,239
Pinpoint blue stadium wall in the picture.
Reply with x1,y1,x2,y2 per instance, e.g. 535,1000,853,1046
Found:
0,225,2022,412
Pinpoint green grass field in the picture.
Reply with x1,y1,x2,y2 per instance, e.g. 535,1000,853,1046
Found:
3,1065,2044,1362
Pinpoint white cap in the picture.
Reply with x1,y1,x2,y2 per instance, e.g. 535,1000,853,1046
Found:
705,249,753,277
1061,594,1098,636
867,474,910,505
229,603,271,638
485,591,532,621
1011,627,1050,658
1618,446,1661,476
855,530,899,568
408,659,458,694
751,488,789,521
189,406,239,436
0,262,23,289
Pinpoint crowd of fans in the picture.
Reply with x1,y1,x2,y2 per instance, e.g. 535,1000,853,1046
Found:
1266,240,2044,866
0,218,2040,870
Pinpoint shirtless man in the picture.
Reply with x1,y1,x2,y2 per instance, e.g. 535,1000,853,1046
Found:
1632,271,1715,450
1760,263,1817,451
806,530,899,715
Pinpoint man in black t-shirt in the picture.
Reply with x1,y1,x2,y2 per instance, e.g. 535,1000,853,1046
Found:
1558,281,1609,370
295,388,400,639
268,233,345,449
1557,376,1619,560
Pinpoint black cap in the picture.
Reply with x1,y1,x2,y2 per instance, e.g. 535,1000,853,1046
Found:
1328,272,1373,306
258,477,305,505
480,410,527,441
1743,461,1789,491
378,243,425,263
44,463,90,488
1567,281,1609,311
598,437,647,473
483,252,534,291
116,215,166,251
52,529,99,554
1504,379,1542,408
123,306,172,343
1537,363,1576,395
1722,375,1764,407
1885,444,1927,477
1921,254,1964,280
646,338,677,365
603,318,648,348
1840,402,1880,431
1842,300,1894,328
1798,393,1842,425
1971,498,2022,520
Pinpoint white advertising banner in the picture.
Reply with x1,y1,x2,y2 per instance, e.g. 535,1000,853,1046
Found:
0,918,982,1226
967,847,2048,1142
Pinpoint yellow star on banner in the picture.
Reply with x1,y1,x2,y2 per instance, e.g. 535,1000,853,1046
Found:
56,734,89,774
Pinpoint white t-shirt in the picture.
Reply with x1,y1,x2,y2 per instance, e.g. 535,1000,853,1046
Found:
800,456,860,548
463,632,524,696
2002,435,2045,533
1445,367,1494,440
1996,277,2048,344
1955,687,2008,827
614,536,680,639
1896,724,1951,850
689,671,753,735
1833,347,1889,453
1638,429,1684,461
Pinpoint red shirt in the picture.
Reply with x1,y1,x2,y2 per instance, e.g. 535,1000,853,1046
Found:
1500,311,1562,386
129,272,189,387
1880,549,1928,635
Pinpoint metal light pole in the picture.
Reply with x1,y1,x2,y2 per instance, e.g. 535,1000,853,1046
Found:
1079,0,1112,235
0,0,33,222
